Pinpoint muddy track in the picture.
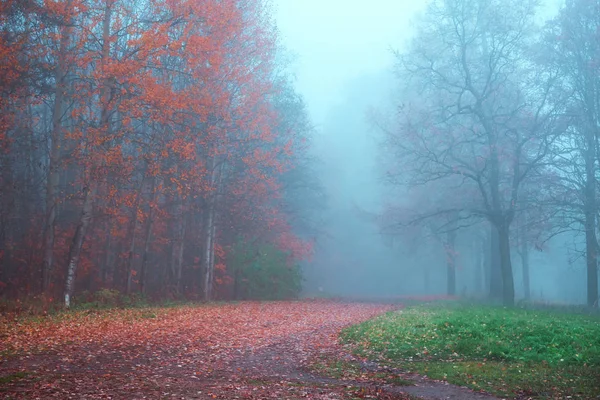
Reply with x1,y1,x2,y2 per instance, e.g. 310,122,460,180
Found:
1,301,501,399
226,319,501,400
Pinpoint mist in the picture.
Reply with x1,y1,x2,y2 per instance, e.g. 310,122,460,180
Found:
0,0,597,309
3,2,600,398
276,0,597,306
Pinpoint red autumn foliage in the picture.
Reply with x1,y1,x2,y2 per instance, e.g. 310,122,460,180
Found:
0,0,315,304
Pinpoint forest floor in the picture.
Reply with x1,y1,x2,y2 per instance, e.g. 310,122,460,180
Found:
340,303,600,399
0,300,504,400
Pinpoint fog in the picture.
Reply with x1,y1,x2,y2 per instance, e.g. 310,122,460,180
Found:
276,0,428,125
0,0,597,308
276,0,596,305
276,1,432,297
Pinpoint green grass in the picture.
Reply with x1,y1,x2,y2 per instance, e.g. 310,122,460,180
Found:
341,303,600,399
310,358,363,379
0,371,29,386
309,357,414,386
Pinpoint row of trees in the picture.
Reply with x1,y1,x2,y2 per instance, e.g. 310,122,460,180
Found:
0,0,319,306
380,0,599,307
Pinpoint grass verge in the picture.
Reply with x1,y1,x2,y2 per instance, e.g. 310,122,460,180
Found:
340,303,600,399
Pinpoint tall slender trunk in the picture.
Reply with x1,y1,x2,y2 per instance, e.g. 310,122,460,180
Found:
171,199,187,293
585,130,598,307
0,149,13,295
208,217,216,298
483,109,509,303
169,191,187,293
140,177,157,295
474,237,483,295
140,214,154,296
125,187,144,295
203,203,215,302
233,266,241,300
446,230,456,296
101,223,112,287
483,229,491,295
64,1,112,307
64,185,96,307
489,224,503,299
42,0,72,293
125,210,139,295
174,217,187,293
203,155,222,302
497,221,515,307
519,221,531,300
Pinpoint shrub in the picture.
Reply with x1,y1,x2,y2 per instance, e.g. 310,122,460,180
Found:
229,240,302,300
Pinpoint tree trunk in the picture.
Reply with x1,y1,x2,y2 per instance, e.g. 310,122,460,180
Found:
125,188,143,295
497,221,515,307
140,177,157,295
64,1,112,308
42,0,72,294
202,204,215,302
0,153,13,296
64,185,95,308
584,200,598,308
125,211,139,295
483,229,491,295
202,156,222,302
101,223,112,287
208,217,217,298
474,237,483,295
520,225,531,301
446,230,456,296
171,209,187,294
233,266,241,300
489,224,503,299
585,130,598,307
140,214,154,296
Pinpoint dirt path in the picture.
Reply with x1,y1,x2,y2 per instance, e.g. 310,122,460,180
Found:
1,301,501,399
226,313,501,400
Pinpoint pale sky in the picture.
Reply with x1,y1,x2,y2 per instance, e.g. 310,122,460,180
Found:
274,0,562,127
275,0,429,126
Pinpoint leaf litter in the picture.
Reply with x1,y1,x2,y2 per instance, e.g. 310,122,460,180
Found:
0,301,501,399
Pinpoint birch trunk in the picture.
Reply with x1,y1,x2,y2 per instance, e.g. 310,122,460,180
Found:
42,0,72,293
64,185,96,307
64,1,112,307
202,156,222,302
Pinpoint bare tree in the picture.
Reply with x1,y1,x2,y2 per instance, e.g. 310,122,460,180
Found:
542,0,600,307
384,0,564,306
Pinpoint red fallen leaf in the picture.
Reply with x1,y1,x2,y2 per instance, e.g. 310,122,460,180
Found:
1,301,394,399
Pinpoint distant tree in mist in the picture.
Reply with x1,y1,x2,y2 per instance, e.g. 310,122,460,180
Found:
540,0,600,307
380,0,568,306
379,180,471,296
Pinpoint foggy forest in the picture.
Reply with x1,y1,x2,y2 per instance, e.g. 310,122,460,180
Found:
1,0,600,399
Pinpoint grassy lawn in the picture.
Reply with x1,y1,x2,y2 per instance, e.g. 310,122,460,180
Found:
340,303,600,399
